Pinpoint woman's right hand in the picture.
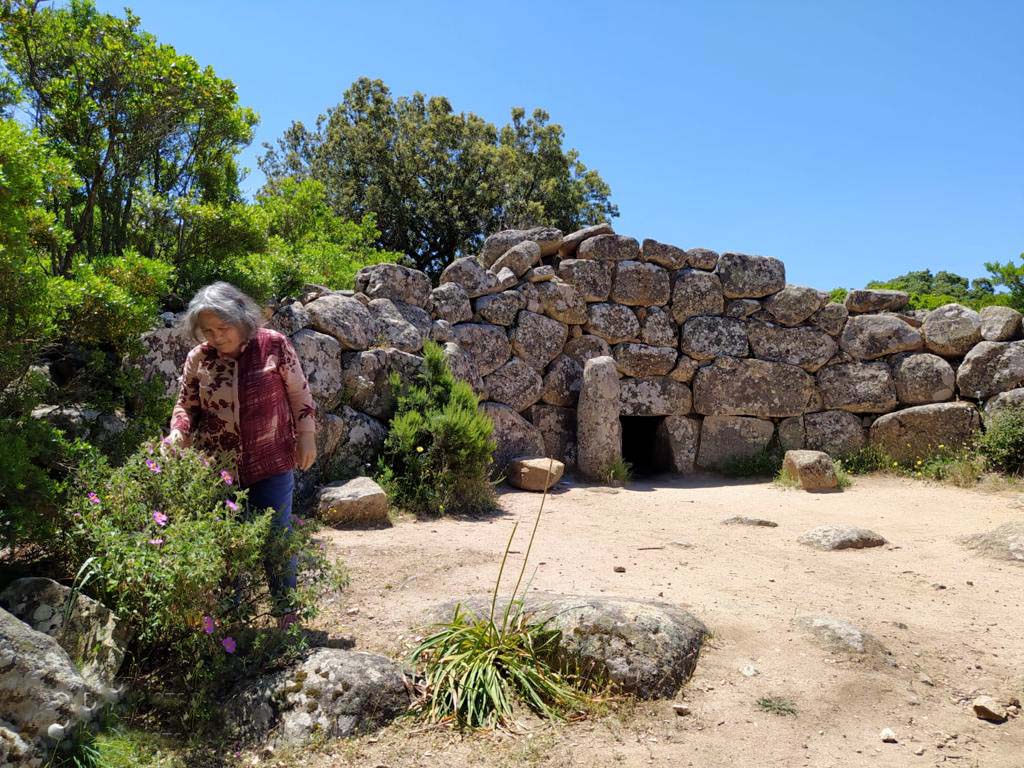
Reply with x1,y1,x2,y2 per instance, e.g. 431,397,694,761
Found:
162,429,189,454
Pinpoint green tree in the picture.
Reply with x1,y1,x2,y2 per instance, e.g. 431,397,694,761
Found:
985,255,1024,310
867,267,1012,311
0,0,257,275
260,77,618,277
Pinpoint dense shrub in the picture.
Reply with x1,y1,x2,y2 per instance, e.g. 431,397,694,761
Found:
979,409,1024,475
378,342,496,515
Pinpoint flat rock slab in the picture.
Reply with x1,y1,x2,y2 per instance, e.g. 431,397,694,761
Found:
428,594,707,700
722,516,778,527
227,648,410,746
782,449,839,491
507,457,565,491
960,522,1024,563
798,525,887,551
317,477,389,527
795,615,888,655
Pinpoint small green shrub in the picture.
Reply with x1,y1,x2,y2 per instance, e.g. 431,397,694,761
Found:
377,341,496,516
979,409,1024,475
833,460,852,489
773,464,799,489
722,448,782,478
836,445,891,475
601,457,632,484
757,696,797,716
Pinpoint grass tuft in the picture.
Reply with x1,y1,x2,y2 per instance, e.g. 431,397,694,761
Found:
756,696,798,716
601,458,632,485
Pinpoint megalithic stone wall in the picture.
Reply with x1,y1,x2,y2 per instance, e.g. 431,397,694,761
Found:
141,224,1024,485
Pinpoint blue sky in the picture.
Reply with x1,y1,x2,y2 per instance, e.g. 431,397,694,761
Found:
95,0,1023,291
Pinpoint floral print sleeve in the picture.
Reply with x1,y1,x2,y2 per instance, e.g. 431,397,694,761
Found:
170,346,203,435
278,334,316,434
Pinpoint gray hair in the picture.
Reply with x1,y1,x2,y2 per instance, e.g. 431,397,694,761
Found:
183,282,263,342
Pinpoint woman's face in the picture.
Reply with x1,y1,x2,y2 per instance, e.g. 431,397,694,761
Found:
198,310,244,358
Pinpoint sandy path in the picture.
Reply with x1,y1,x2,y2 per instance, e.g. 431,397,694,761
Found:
303,474,1024,768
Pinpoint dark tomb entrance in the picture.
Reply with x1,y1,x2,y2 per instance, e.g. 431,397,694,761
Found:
620,416,670,476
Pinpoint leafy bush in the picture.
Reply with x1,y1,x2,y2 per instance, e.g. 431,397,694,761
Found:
377,341,495,516
836,445,891,475
979,409,1024,475
62,441,334,723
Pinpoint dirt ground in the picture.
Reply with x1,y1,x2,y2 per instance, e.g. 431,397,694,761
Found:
289,474,1023,768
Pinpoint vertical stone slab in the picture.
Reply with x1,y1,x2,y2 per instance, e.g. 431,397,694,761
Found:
577,356,622,479
655,416,701,474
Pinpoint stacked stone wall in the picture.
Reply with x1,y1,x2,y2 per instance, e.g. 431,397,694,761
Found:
141,223,1024,484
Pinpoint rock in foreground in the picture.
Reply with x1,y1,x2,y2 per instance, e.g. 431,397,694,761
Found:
798,525,887,551
782,450,839,491
506,457,564,491
317,477,389,527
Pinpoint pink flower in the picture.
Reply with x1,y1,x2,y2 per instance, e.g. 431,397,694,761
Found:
145,443,154,455
202,615,216,635
152,510,168,527
145,459,162,474
87,492,101,505
293,516,305,527
220,470,234,486
222,636,237,654
148,537,164,546
225,499,239,512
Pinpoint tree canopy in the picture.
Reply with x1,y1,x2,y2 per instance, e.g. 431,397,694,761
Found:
865,268,1011,311
260,77,618,277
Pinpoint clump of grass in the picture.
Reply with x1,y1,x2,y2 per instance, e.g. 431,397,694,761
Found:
912,448,984,487
410,459,594,729
757,696,797,716
837,445,890,474
833,459,852,489
722,448,782,478
773,464,799,489
601,457,632,485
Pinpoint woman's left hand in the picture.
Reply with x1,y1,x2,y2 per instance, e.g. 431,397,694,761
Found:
295,432,317,471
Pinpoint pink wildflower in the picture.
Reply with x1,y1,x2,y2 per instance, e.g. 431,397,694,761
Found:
87,492,101,505
220,470,234,486
148,537,164,546
222,636,237,654
293,516,304,527
152,510,168,527
145,459,162,474
202,615,216,635
225,499,239,512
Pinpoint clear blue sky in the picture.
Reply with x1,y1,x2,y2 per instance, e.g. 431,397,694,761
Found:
96,0,1023,291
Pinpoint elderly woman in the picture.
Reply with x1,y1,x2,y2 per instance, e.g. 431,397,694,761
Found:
168,282,316,623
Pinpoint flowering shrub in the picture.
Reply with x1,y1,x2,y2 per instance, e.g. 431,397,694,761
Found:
62,440,336,722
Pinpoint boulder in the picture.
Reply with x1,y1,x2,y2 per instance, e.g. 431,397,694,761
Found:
956,341,1024,399
528,404,577,466
613,344,677,377
526,265,556,282
354,264,432,309
266,301,311,336
747,322,837,372
290,329,344,409
640,307,677,346
557,259,614,302
725,298,762,319
640,239,688,269
797,525,887,550
305,294,378,350
960,521,1024,563
564,334,612,365
890,352,955,404
451,322,512,377
670,269,725,323
781,450,838,491
984,387,1024,418
620,377,692,417
30,404,126,445
536,281,589,324
610,261,671,306
507,457,565,491
777,415,805,450
764,285,826,326
654,416,701,473
317,477,389,527
480,403,546,475
490,240,541,278
796,616,887,655
577,357,622,479
868,402,981,463
479,227,562,266
715,253,785,298
367,299,431,353
810,303,849,336
922,303,982,357
430,283,473,324
558,223,614,259
840,315,923,360
430,319,453,343
686,248,720,270
482,357,544,412
474,290,525,326
442,340,485,395
696,415,774,469
138,319,200,396
844,289,909,314
804,410,866,456
340,348,423,420
328,407,388,479
980,305,1022,342
510,311,569,370
679,316,749,361
693,357,817,418
577,234,640,261
817,362,897,413
440,256,501,298
227,648,409,746
541,354,582,406
585,303,641,344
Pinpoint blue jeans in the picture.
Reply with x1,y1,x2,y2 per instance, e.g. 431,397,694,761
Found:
243,471,297,613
